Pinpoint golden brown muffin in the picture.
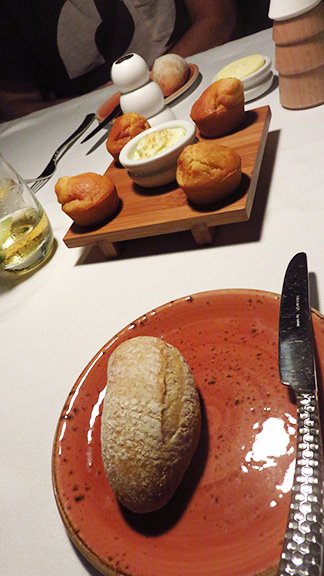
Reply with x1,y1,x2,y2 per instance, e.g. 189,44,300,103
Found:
55,172,119,227
151,53,190,97
176,141,242,204
190,78,245,137
106,112,150,161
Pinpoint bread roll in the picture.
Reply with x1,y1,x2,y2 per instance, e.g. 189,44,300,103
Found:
151,53,190,97
55,172,119,227
190,78,245,137
106,112,150,162
176,141,242,204
101,336,201,513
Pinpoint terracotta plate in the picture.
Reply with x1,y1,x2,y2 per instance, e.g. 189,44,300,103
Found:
52,289,324,576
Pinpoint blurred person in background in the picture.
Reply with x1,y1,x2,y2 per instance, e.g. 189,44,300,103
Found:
236,0,271,37
0,0,271,122
0,0,238,121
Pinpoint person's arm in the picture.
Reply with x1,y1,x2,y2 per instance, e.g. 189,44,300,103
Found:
0,80,67,122
169,0,238,57
0,79,114,122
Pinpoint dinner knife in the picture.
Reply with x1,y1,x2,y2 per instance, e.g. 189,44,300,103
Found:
81,103,122,143
278,252,323,576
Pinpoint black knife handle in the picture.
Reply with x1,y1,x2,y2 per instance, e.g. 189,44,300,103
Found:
279,392,323,576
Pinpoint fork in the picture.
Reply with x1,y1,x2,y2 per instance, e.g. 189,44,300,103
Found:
25,113,96,193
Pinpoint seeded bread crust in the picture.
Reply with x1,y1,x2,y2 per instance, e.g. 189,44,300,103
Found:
101,336,201,513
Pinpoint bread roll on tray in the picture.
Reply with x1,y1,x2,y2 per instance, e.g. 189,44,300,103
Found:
190,77,245,138
55,172,119,227
101,336,201,514
176,141,242,205
106,112,150,162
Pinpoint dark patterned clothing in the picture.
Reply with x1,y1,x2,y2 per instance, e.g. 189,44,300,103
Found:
0,0,190,98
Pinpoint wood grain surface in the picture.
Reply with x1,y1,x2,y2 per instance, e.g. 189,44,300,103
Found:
63,105,271,254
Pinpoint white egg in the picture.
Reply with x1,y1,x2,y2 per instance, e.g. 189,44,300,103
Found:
111,53,150,93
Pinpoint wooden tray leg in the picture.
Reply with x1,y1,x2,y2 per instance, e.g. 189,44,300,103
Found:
191,224,217,246
97,239,122,258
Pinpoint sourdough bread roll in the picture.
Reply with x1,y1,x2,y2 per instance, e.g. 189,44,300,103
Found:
151,53,190,97
101,336,201,513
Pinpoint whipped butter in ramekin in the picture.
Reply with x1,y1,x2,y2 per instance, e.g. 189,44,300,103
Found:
119,120,196,188
214,54,273,102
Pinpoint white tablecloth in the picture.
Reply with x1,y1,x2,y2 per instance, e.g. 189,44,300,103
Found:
1,28,324,576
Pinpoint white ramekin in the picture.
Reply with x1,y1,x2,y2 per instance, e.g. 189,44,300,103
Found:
119,119,196,188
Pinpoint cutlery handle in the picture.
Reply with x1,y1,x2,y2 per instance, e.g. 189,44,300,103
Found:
54,112,96,160
81,104,122,144
279,391,323,576
25,113,96,184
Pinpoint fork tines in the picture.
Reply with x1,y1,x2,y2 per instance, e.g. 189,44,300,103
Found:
29,178,51,194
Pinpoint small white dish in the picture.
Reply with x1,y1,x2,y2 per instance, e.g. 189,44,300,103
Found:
240,56,272,90
119,119,196,188
268,0,321,21
244,72,274,102
214,55,273,101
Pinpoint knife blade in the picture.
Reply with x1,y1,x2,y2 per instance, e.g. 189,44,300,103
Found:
80,103,122,144
278,252,323,576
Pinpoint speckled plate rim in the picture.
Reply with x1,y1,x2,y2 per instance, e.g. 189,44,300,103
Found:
51,288,324,576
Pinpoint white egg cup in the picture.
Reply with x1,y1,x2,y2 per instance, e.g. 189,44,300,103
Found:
120,82,165,118
111,53,149,93
111,53,175,124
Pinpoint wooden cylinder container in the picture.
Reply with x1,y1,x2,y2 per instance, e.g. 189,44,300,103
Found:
272,1,324,108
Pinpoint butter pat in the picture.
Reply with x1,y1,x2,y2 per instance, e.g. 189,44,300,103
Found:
214,54,273,102
132,127,186,160
216,54,265,81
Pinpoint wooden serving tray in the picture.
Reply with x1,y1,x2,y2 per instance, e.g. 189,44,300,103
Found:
63,106,271,257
